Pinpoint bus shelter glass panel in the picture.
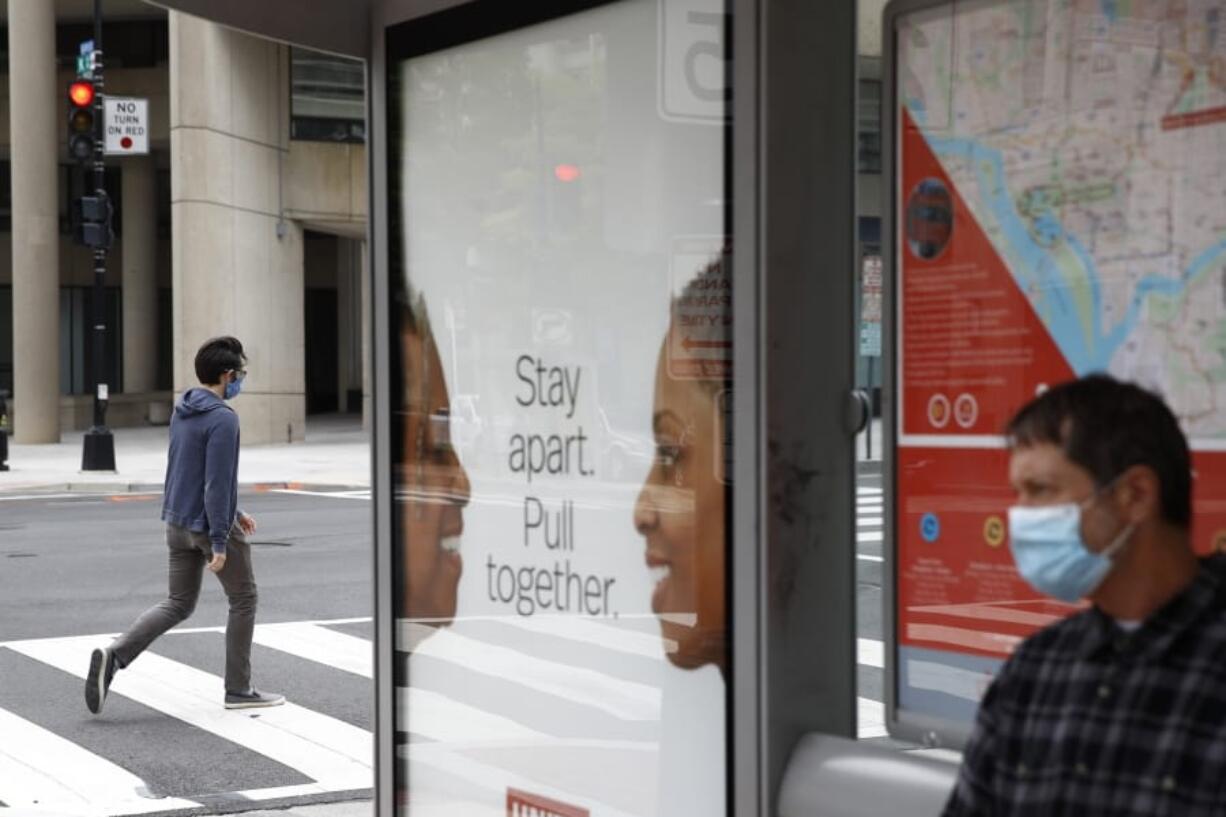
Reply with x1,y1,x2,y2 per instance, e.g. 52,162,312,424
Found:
890,0,1226,743
386,1,732,813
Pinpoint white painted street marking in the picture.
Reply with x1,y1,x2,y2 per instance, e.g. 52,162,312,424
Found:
859,515,883,526
858,638,884,669
858,696,887,739
857,554,884,563
497,614,668,661
6,636,372,793
0,707,197,816
857,531,883,543
400,622,661,722
273,488,371,501
400,686,547,743
253,622,372,678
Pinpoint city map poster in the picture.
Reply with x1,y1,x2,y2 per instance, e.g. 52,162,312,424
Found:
894,0,1226,726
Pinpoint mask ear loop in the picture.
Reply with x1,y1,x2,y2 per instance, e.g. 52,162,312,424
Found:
1102,522,1136,560
1084,473,1136,561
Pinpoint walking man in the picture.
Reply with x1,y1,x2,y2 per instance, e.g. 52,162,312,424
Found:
943,374,1226,815
86,336,284,713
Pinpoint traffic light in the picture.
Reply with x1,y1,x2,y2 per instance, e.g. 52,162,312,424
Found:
72,191,113,250
66,80,96,164
548,162,582,237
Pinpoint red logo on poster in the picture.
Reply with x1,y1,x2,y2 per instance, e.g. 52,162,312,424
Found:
507,788,589,817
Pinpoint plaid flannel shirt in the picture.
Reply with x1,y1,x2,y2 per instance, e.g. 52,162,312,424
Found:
943,554,1226,816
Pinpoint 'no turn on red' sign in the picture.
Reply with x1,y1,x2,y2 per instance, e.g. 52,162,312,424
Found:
104,97,149,155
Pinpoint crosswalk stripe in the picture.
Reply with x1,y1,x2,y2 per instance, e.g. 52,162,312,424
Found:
249,622,546,742
858,696,888,739
859,516,883,526
0,707,198,816
6,636,372,793
400,622,661,722
858,638,884,669
857,531,883,543
496,615,667,660
857,487,883,495
399,687,547,743
253,622,372,678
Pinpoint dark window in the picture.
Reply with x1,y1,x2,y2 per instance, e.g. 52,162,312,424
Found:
291,47,365,143
156,168,171,241
0,286,11,397
60,286,122,396
0,162,11,233
53,20,168,70
858,78,881,175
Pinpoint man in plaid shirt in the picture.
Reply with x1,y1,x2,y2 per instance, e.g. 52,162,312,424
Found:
943,375,1226,816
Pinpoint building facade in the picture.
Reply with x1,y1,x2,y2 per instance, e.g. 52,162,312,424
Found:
2,1,369,444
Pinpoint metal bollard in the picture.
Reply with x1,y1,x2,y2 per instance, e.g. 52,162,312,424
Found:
0,389,9,472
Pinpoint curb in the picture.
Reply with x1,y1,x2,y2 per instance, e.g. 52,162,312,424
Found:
0,481,370,497
857,459,884,477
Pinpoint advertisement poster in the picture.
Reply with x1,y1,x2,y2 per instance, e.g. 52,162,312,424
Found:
896,0,1226,726
389,1,730,814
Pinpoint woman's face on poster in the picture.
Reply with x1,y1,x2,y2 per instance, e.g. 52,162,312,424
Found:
400,317,471,624
635,337,727,672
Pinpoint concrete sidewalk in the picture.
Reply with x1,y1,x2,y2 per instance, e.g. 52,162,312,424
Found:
0,414,371,494
211,800,372,817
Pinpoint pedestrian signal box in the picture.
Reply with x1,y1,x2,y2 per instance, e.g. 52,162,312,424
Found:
72,192,113,250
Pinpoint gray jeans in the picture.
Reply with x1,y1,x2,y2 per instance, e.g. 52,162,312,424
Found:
111,522,257,693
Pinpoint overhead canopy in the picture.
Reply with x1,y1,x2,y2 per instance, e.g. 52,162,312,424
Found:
141,0,370,59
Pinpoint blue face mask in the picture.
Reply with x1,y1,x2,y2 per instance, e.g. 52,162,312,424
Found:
223,374,244,401
1008,495,1135,603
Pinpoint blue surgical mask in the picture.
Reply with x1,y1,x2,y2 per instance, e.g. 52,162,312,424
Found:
1008,497,1135,603
223,374,244,400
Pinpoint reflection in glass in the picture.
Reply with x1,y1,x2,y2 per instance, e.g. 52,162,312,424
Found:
396,293,470,629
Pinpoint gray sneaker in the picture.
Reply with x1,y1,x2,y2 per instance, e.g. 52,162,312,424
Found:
224,688,286,709
85,647,118,715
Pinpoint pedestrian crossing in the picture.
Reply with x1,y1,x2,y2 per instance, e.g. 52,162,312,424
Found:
0,618,375,816
857,485,885,562
0,616,892,815
856,484,889,738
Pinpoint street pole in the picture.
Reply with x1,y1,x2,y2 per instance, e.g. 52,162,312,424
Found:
82,0,115,471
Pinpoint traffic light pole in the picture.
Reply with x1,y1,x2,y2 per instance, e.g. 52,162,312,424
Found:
81,0,115,471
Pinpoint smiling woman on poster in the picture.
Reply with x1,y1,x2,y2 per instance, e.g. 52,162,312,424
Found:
396,292,471,634
636,256,732,674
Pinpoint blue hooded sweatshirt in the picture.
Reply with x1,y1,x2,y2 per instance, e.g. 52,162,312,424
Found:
161,388,240,554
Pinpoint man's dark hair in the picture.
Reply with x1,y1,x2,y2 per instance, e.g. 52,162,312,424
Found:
1006,374,1191,528
194,336,246,385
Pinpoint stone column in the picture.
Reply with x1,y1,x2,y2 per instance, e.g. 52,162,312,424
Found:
122,155,158,394
170,13,305,443
8,1,61,443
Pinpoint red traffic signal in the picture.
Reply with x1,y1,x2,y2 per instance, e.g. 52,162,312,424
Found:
66,82,97,164
68,81,95,108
